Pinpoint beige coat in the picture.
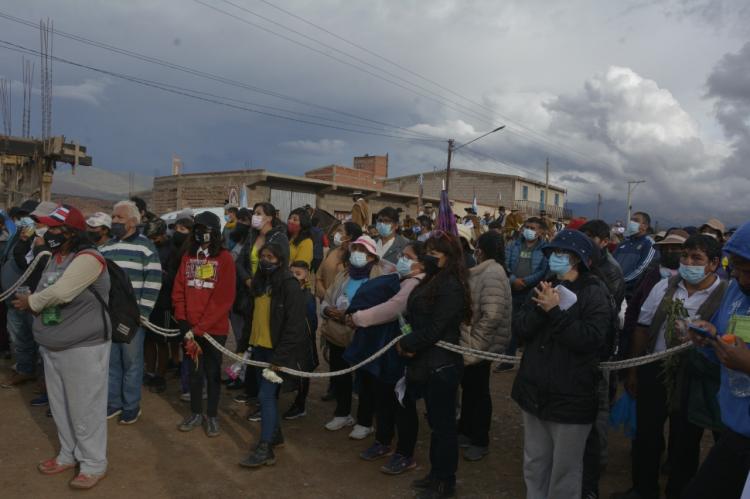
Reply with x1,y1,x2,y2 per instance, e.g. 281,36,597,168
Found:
460,259,512,365
351,199,370,229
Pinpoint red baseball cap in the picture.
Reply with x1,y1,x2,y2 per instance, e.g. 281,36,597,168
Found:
37,205,87,232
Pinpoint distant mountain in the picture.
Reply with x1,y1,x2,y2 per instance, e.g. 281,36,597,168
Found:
51,166,152,200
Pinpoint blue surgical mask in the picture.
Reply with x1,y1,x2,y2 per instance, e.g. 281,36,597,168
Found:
412,226,422,235
679,263,706,285
396,256,414,277
523,228,538,241
349,251,368,268
376,222,393,237
549,253,572,276
624,220,640,237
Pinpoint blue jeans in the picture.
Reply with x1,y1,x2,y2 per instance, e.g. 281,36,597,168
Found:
108,327,144,412
252,347,280,443
7,307,36,375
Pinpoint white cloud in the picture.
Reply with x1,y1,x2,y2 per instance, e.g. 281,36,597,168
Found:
53,78,109,106
280,138,347,155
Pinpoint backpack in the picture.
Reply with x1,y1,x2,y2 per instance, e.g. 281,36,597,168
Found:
90,259,142,343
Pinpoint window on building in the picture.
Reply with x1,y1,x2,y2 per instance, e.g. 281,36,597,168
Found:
522,185,528,200
554,193,560,206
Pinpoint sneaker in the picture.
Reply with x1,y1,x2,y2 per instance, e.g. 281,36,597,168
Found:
415,480,455,499
349,424,374,440
143,373,156,386
457,434,471,448
381,453,417,475
118,408,142,425
205,416,220,437
1,371,36,388
178,413,203,432
246,408,262,422
37,457,76,475
106,407,123,420
180,392,191,402
282,404,307,420
69,472,106,490
30,394,49,407
462,445,489,462
324,415,355,431
149,376,166,394
360,442,392,461
583,491,599,499
493,362,515,373
233,393,254,404
239,441,276,468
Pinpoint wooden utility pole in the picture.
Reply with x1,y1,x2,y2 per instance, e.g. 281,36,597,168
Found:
596,193,602,219
544,157,550,212
626,180,646,223
445,139,454,194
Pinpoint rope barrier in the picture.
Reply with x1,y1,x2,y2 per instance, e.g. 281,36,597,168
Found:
140,316,696,377
0,250,52,302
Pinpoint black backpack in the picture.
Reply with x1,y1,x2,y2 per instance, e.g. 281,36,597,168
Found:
90,259,141,343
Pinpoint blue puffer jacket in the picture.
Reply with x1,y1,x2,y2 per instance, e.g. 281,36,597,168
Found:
343,273,404,384
505,238,548,294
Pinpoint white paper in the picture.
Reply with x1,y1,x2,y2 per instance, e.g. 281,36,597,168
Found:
395,375,407,407
555,285,578,311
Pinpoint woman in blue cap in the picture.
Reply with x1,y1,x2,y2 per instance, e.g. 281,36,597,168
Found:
510,229,613,499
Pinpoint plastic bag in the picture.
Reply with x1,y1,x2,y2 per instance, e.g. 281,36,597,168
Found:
224,350,251,382
609,392,637,439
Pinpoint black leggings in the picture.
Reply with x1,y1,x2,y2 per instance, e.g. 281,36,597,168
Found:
329,343,352,417
189,335,226,417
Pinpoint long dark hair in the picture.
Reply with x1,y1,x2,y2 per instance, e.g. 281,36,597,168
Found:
420,231,472,324
288,207,312,246
251,242,289,297
189,226,223,257
476,231,506,272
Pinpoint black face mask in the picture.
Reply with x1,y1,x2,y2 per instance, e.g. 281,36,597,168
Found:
661,251,681,270
194,230,211,244
86,230,102,243
43,231,67,251
259,260,279,274
422,254,440,275
230,223,249,243
172,232,187,248
111,222,127,240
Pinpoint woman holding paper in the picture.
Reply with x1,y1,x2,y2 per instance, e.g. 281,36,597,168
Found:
510,229,612,499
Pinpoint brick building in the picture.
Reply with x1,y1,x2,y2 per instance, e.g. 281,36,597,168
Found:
304,154,388,188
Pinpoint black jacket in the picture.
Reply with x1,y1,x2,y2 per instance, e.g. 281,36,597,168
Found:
400,272,465,382
511,272,611,424
595,248,626,309
235,224,289,312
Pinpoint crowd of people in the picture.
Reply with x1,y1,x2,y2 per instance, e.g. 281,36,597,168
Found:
0,195,749,499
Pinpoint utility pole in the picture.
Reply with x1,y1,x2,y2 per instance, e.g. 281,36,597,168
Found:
596,193,602,219
544,157,550,212
626,180,646,223
445,139,454,194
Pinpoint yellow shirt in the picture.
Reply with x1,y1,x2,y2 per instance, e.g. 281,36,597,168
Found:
250,294,272,348
250,244,260,276
289,238,313,266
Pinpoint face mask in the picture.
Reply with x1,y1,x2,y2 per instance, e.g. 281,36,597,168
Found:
230,223,249,242
422,254,440,275
87,230,102,243
111,222,127,240
624,220,641,237
679,263,706,285
194,230,211,244
287,221,300,235
396,256,414,277
251,215,265,230
333,232,344,247
377,222,393,238
224,214,231,222
43,231,67,250
412,226,422,235
259,260,279,274
549,253,572,276
172,232,187,248
660,251,680,270
523,228,538,241
349,251,368,268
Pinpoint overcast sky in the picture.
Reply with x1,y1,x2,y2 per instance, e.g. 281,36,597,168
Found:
1,0,749,224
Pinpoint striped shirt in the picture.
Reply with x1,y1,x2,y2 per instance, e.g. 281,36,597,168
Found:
101,232,162,317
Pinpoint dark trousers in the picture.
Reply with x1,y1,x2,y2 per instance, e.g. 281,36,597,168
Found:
375,379,418,457
505,294,527,357
682,429,750,499
412,363,461,485
666,411,720,499
293,378,310,409
189,335,226,418
582,372,610,496
357,370,376,427
632,361,668,499
457,361,492,447
329,343,352,417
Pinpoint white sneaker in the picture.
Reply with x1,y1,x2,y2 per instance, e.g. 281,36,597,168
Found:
180,392,190,402
349,424,374,440
324,415,355,431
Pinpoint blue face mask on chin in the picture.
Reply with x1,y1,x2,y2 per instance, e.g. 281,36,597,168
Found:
549,253,572,276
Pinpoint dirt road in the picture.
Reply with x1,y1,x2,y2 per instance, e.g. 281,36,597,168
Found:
0,359,639,499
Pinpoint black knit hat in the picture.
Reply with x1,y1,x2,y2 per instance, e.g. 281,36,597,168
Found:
544,229,594,269
194,211,221,233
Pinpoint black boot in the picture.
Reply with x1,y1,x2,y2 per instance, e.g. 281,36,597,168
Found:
415,480,455,499
239,442,276,468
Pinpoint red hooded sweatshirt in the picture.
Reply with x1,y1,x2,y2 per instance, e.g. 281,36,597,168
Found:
172,248,236,336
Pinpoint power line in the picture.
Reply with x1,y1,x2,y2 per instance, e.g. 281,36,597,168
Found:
0,39,444,142
0,10,438,141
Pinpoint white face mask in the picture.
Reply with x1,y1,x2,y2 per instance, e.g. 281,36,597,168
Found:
333,232,343,247
251,215,265,229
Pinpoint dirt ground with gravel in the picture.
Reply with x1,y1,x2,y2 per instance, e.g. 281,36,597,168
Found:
1,352,703,499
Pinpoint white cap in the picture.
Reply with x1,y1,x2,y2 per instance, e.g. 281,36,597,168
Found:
86,212,112,229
